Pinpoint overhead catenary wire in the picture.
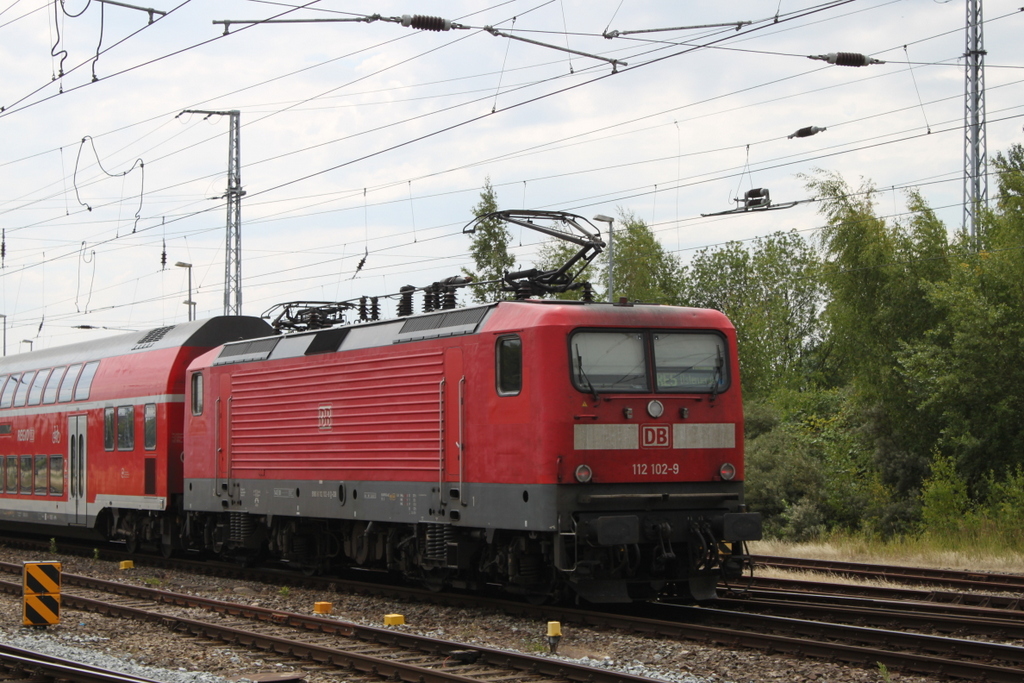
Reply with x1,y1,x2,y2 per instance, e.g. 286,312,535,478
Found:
1,0,1020,335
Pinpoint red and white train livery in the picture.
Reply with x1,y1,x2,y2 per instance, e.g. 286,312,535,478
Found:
0,299,760,602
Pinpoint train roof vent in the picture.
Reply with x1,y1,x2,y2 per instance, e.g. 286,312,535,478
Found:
214,337,281,365
395,307,489,343
132,325,175,350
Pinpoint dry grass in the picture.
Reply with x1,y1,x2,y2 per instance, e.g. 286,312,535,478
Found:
750,538,1024,575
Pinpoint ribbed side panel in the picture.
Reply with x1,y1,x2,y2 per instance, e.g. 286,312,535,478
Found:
226,348,444,479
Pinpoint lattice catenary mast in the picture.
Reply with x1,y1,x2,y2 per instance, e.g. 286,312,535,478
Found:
180,109,244,315
963,0,987,240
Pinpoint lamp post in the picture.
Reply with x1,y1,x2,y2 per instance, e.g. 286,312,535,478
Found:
21,339,32,352
0,313,6,357
175,261,195,321
592,214,615,302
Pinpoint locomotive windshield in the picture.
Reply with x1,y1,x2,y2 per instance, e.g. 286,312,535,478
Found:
652,332,728,392
572,332,648,392
570,330,728,394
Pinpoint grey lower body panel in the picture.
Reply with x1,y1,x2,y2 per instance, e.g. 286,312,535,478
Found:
185,478,561,531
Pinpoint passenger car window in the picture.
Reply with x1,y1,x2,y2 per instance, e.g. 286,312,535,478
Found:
74,361,100,401
58,364,82,403
49,455,63,495
28,369,51,406
19,455,32,494
34,455,47,495
4,456,16,493
14,371,36,407
496,336,522,396
42,367,65,404
104,407,116,451
144,403,157,450
117,405,135,450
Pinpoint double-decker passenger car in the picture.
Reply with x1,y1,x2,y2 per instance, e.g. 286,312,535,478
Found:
180,299,761,602
0,317,274,553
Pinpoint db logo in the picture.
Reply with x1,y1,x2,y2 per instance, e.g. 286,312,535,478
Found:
641,424,671,449
317,404,333,431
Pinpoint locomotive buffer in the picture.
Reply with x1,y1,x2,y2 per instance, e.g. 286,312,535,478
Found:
23,561,61,626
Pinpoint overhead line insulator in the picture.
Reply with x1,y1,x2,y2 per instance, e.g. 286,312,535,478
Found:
401,14,453,31
788,125,826,139
809,52,884,67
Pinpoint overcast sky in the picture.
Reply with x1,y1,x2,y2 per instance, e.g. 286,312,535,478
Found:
1,0,1021,350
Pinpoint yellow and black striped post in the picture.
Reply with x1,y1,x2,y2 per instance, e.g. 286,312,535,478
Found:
23,561,61,626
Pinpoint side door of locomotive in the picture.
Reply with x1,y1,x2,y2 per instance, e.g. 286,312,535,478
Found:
442,348,464,494
67,414,88,525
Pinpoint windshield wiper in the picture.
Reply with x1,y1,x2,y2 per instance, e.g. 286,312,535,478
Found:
575,344,601,403
710,346,724,402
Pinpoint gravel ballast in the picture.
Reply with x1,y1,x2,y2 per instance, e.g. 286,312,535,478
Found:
0,546,939,683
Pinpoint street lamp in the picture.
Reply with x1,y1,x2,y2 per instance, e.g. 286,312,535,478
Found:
21,339,32,352
0,313,6,357
592,214,615,302
175,261,195,321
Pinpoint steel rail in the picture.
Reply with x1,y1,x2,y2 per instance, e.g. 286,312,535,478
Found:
754,554,1024,592
0,642,162,683
0,573,661,683
713,592,1024,639
746,575,1024,611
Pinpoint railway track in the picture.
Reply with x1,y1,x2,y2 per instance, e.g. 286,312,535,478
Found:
5,557,1024,682
0,561,658,683
753,554,1024,593
5,538,1024,682
0,642,161,683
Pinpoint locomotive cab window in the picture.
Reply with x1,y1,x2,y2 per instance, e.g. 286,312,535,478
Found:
652,332,729,393
496,336,522,396
570,331,648,393
191,373,203,415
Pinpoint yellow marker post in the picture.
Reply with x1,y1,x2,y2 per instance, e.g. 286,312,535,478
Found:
314,601,332,615
384,614,405,626
23,561,61,627
546,621,562,653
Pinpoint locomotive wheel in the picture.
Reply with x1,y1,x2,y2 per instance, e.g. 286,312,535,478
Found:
125,531,139,555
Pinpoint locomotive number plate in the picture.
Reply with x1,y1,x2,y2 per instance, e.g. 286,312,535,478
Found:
632,463,680,476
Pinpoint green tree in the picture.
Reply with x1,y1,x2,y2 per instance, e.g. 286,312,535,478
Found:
463,178,514,303
680,231,822,398
898,144,1024,491
804,170,950,496
600,209,681,304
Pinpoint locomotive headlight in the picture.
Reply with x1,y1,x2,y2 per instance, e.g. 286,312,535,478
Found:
575,464,593,483
647,400,664,418
719,462,737,481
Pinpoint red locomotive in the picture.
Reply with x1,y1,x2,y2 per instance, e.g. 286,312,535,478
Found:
0,212,760,602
